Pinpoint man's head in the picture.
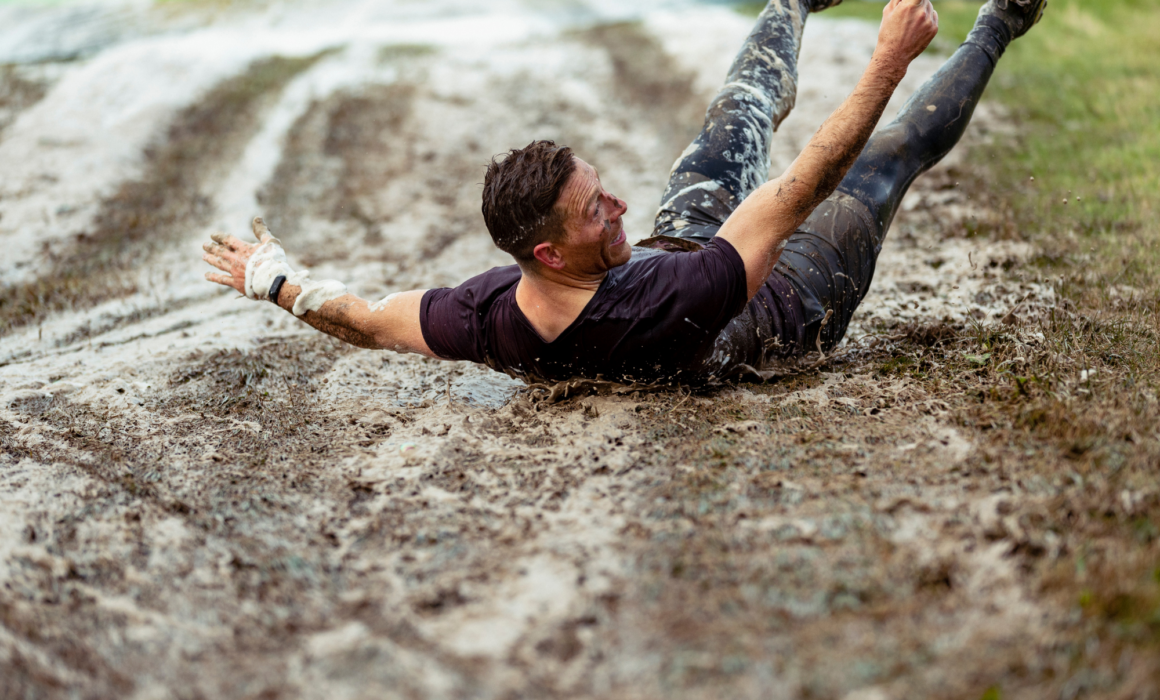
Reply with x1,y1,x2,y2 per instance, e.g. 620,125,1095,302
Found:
482,140,630,277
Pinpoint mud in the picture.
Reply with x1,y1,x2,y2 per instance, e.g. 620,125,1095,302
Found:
0,53,325,332
0,66,51,137
0,2,1097,698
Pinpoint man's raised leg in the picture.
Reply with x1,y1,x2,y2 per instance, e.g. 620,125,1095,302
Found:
775,0,1048,351
652,0,813,241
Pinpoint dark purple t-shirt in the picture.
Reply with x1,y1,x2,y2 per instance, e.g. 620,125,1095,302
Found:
420,239,801,383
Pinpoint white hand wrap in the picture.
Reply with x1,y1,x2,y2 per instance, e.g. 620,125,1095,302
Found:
244,241,295,301
244,240,348,316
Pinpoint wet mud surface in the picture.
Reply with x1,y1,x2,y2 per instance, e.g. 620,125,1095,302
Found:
0,2,1125,698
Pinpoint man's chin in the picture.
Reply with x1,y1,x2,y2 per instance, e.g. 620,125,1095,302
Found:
610,238,632,266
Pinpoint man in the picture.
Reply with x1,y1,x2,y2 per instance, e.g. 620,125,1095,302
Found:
203,0,1046,384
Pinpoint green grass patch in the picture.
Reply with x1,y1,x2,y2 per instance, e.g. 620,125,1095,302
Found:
980,0,1160,285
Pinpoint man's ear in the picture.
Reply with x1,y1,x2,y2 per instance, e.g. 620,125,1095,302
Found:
532,241,567,271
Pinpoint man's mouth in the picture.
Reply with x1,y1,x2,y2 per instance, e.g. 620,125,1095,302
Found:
610,227,626,247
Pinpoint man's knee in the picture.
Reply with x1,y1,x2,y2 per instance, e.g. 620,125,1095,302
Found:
707,82,787,127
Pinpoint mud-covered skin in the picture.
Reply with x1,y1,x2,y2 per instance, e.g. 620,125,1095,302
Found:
655,1,1024,361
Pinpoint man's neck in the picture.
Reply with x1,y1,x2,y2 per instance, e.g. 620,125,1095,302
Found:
515,265,606,343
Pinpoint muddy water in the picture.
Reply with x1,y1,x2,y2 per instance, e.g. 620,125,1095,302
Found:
1,1,1061,698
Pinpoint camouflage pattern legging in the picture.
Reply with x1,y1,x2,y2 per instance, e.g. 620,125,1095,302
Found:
652,0,1018,360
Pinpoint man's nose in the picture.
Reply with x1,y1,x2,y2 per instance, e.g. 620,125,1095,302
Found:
612,195,627,217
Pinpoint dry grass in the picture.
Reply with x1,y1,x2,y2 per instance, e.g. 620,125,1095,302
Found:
932,2,1160,687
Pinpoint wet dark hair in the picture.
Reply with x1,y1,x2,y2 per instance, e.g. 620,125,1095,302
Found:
481,140,576,263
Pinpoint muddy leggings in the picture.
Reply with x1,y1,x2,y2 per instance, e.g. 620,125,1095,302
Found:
653,0,1017,354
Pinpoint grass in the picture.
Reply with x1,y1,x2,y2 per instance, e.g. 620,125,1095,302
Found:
980,0,1160,284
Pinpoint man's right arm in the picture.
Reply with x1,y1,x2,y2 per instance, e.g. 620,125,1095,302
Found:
718,0,939,300
272,287,436,357
202,219,439,358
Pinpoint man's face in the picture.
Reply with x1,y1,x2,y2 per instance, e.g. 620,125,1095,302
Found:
544,158,631,275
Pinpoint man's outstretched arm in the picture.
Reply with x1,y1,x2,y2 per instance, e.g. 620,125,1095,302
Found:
202,218,438,358
719,0,939,299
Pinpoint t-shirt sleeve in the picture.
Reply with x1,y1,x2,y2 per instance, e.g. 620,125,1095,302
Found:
420,288,485,363
661,237,750,336
419,265,522,364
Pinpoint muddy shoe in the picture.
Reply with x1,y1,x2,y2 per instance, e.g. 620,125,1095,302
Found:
807,0,844,12
978,0,1048,39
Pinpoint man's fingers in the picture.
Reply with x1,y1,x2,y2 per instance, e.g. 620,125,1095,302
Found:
202,252,232,272
224,234,254,252
205,271,236,286
202,242,243,264
207,233,254,252
252,216,276,245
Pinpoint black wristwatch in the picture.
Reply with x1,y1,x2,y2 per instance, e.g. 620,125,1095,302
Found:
269,275,287,305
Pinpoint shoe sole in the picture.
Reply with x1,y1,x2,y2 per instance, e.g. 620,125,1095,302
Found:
1002,0,1048,37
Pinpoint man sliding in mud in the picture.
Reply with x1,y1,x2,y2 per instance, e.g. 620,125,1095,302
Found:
203,0,1046,384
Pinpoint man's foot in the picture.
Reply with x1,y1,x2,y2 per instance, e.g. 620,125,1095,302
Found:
978,0,1048,39
807,0,843,12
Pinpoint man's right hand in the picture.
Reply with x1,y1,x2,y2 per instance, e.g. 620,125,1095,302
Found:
877,0,939,69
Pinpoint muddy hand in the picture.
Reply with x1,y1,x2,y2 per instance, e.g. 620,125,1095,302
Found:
203,218,276,294
252,216,281,246
878,0,939,66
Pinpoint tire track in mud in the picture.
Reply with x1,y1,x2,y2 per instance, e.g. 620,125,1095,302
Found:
257,76,492,270
258,82,420,259
0,53,326,336
252,46,498,274
0,66,49,137
255,25,708,280
574,21,708,164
